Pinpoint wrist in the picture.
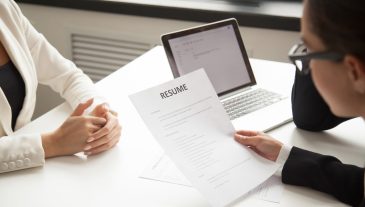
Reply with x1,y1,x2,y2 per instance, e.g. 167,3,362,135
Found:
276,144,292,164
274,144,293,177
41,131,59,158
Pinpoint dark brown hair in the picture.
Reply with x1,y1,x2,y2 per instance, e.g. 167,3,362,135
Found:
306,0,365,61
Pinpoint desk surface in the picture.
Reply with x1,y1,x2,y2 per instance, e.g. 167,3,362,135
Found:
1,46,364,207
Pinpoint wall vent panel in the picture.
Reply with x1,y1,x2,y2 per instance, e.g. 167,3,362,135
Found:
71,33,153,82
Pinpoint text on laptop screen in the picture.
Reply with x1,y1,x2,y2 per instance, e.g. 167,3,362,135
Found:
168,25,251,94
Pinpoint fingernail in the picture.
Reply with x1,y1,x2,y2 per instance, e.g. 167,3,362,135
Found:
87,137,94,143
84,145,91,151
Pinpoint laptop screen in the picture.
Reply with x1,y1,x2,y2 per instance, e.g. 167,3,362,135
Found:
162,18,256,96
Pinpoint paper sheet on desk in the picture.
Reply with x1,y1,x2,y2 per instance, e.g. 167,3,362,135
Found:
129,69,280,207
140,153,283,204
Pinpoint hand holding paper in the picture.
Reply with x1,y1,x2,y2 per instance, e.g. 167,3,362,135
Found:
129,69,279,207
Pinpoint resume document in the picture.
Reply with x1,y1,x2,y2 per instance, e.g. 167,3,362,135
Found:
129,69,279,207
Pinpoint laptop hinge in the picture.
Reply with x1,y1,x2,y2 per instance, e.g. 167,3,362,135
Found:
219,86,257,101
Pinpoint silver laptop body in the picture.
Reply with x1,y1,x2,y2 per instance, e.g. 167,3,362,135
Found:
161,18,292,132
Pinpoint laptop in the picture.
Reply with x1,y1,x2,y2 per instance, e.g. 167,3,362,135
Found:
161,18,292,132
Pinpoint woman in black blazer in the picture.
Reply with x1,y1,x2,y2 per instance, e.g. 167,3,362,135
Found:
235,0,365,206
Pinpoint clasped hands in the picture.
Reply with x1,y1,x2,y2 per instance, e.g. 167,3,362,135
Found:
42,98,122,158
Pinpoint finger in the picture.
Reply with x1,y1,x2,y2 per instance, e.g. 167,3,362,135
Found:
84,136,119,156
86,123,119,148
87,116,107,125
70,116,106,127
87,124,103,133
89,113,117,140
89,123,111,141
234,134,261,147
91,103,109,117
235,130,259,137
71,98,94,116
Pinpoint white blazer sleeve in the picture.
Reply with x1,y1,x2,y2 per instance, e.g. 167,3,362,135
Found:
0,1,105,174
0,133,45,173
9,0,104,109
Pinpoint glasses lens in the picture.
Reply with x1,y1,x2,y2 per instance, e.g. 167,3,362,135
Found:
292,44,307,55
299,44,307,53
295,58,310,74
295,60,303,71
289,43,311,74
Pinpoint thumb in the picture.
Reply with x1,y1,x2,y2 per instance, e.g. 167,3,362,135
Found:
91,103,109,117
71,98,94,116
234,134,260,147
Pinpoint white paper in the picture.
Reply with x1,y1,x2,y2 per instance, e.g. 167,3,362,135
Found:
248,175,283,203
140,152,191,187
130,69,279,207
140,153,283,204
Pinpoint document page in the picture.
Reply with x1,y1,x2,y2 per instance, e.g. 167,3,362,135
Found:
130,69,279,207
140,153,283,204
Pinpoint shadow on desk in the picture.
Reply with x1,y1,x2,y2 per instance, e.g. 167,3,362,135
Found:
284,184,349,207
290,123,365,167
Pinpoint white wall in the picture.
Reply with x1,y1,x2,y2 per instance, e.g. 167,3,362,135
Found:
18,3,300,118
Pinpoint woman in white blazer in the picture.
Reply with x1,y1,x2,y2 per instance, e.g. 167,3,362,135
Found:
0,0,121,173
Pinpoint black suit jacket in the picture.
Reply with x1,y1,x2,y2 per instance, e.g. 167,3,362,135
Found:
284,71,365,206
282,147,364,207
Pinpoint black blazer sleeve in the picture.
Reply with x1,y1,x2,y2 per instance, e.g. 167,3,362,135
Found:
291,70,350,131
282,147,364,207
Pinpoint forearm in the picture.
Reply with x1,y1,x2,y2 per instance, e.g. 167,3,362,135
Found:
282,147,364,206
291,70,350,131
41,132,59,158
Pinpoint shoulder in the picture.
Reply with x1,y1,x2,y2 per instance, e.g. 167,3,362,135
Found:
0,0,14,10
0,0,23,19
0,0,27,34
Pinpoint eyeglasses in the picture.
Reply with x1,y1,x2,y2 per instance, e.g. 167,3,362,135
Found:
288,43,344,75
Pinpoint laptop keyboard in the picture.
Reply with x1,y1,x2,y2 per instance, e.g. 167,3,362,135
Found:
222,88,285,120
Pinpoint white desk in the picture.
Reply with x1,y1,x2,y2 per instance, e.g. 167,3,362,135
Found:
1,46,365,207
